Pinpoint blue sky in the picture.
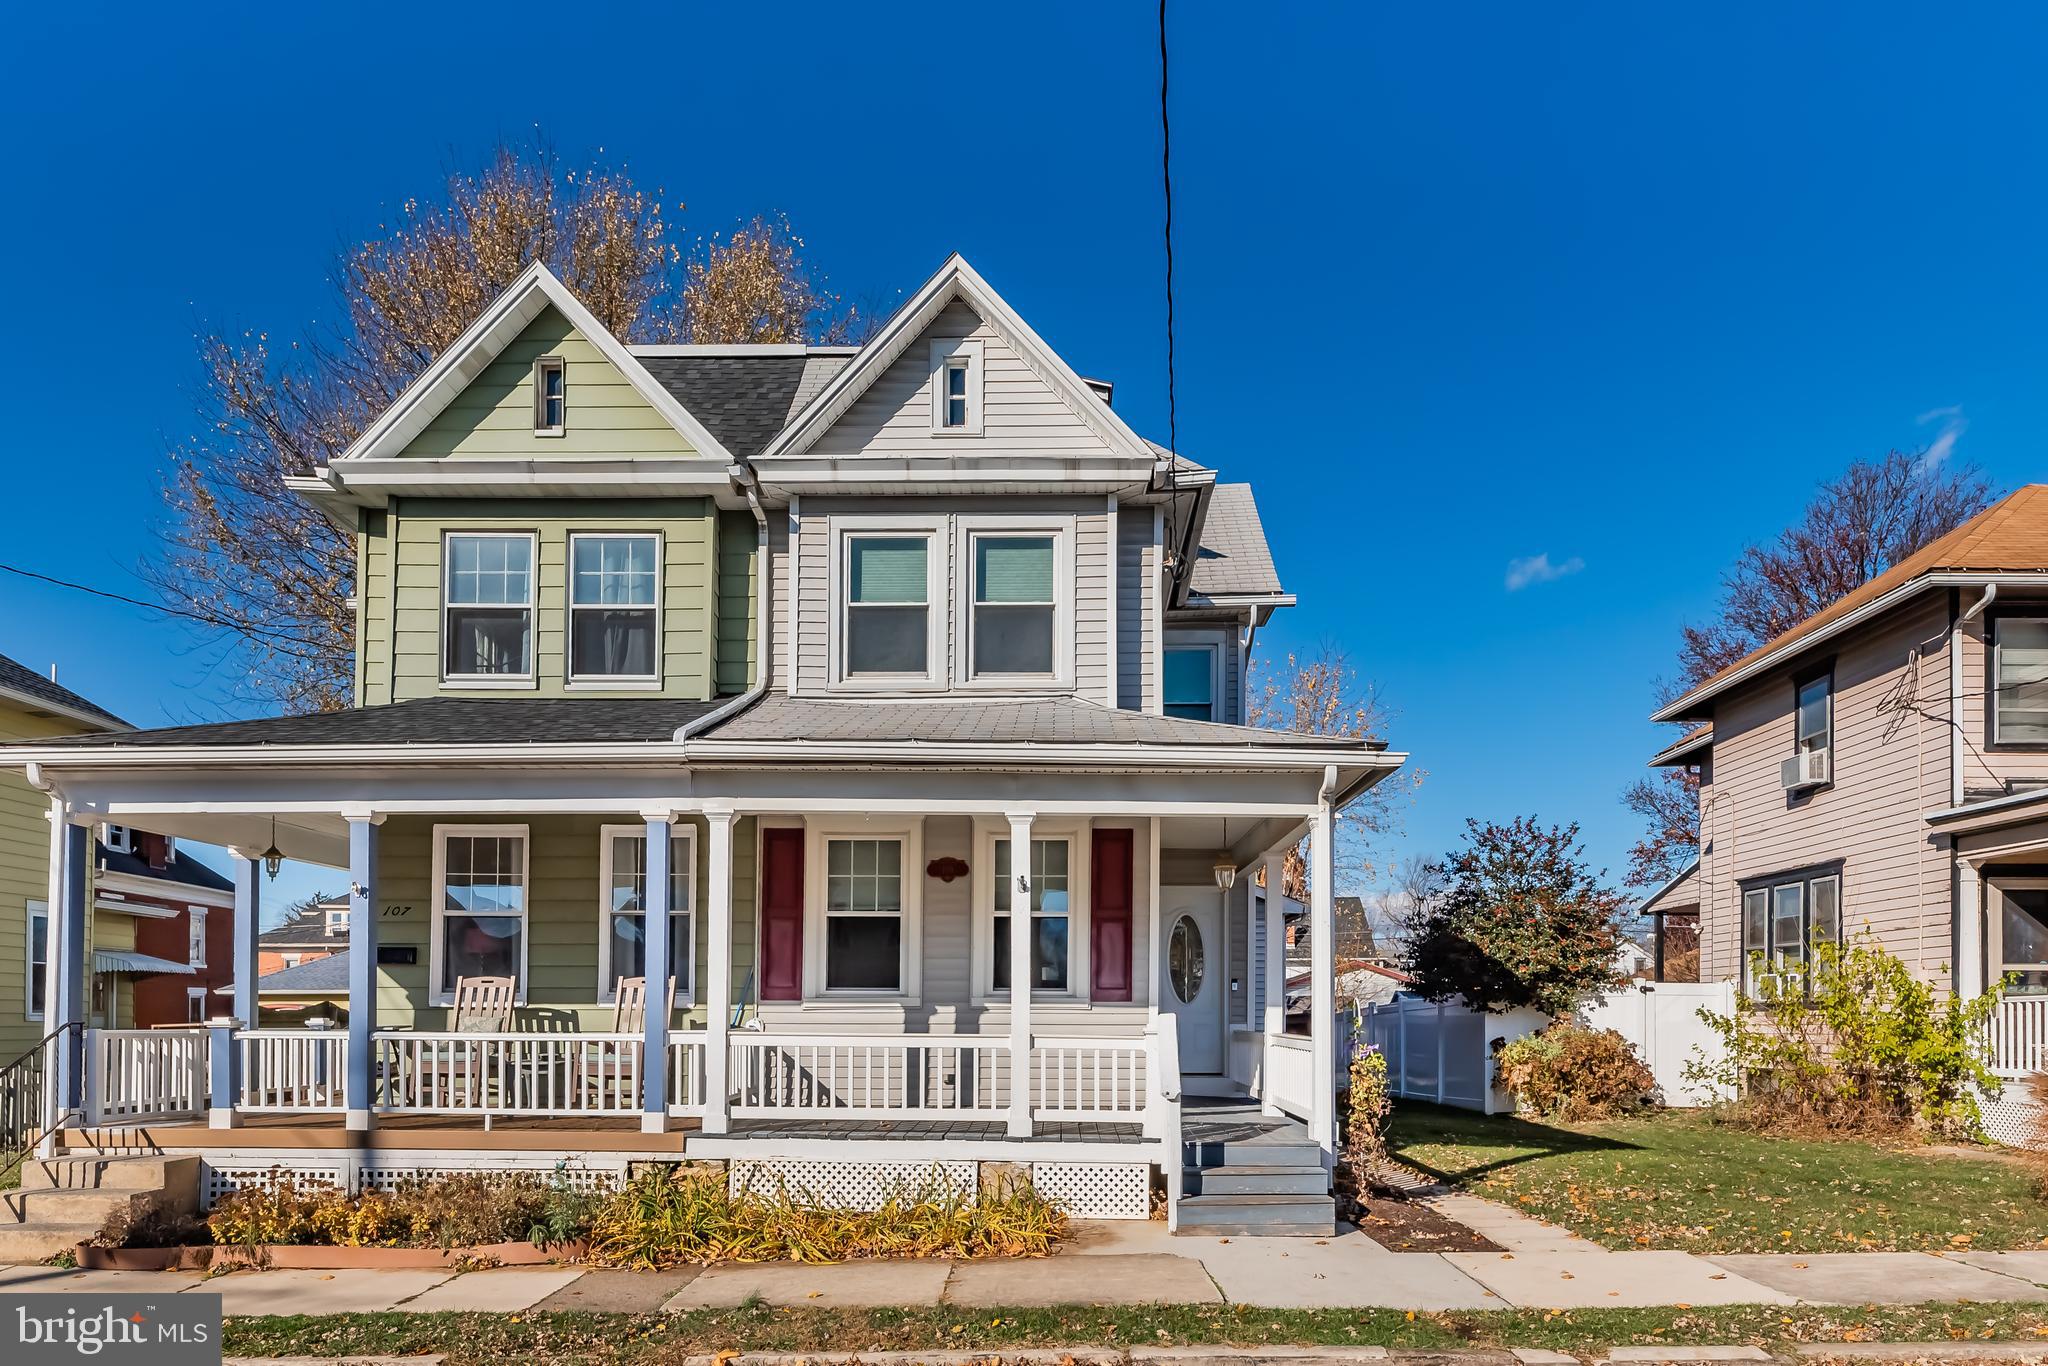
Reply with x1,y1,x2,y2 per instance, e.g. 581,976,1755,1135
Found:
5,4,2048,911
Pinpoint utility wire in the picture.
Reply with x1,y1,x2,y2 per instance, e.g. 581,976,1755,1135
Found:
0,561,316,646
1158,0,1181,570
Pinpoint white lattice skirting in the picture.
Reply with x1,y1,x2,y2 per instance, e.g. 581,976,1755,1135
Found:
1982,1080,2046,1151
728,1159,979,1209
198,1154,630,1209
1031,1162,1150,1219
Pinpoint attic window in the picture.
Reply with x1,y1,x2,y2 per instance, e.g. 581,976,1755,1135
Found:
103,825,132,855
534,356,566,434
930,340,983,435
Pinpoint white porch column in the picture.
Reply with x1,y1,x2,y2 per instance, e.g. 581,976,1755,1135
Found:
40,803,88,1154
1007,810,1035,1138
1261,848,1288,1118
213,854,262,1128
1957,856,1987,1000
702,806,736,1136
1309,782,1337,1165
344,812,381,1132
641,809,676,1134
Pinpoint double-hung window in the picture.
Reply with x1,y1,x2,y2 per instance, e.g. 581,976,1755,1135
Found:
570,533,659,683
969,534,1057,678
599,826,695,1002
188,909,207,969
1740,868,1841,993
1795,673,1831,757
824,838,904,992
444,533,536,681
534,356,566,434
991,837,1073,992
843,535,933,680
1994,617,2048,745
433,827,528,1002
1164,645,1220,721
26,900,47,1019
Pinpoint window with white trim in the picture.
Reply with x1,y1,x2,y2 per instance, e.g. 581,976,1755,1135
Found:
432,827,528,1002
824,838,904,992
991,837,1072,992
931,339,982,434
1164,645,1220,721
444,533,536,680
1740,868,1840,993
1994,617,2048,744
185,986,207,1024
599,825,695,1002
26,900,46,1020
968,534,1058,678
569,533,660,683
1995,881,2048,995
103,825,131,854
843,535,933,679
188,909,207,969
534,356,566,434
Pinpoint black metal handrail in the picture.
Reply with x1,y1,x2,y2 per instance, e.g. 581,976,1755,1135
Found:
1,1023,78,1182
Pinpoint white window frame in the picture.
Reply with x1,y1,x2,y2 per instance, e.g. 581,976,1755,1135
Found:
533,355,566,436
1794,673,1832,755
930,338,984,435
953,517,1074,689
26,899,47,1022
1992,616,2048,746
828,516,948,692
803,818,923,1001
596,823,699,1005
969,818,1091,1003
1163,635,1225,723
429,823,532,1007
566,531,664,688
103,825,132,854
188,908,207,969
441,531,539,688
186,986,208,1024
1740,868,1842,995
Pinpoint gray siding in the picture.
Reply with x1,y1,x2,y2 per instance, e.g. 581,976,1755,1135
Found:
1118,512,1160,712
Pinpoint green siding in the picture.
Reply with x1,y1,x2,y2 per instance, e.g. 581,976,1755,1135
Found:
402,306,694,460
360,497,717,704
367,814,756,1031
715,509,758,696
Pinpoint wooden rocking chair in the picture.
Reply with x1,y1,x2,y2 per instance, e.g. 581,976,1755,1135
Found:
390,975,519,1120
577,975,675,1109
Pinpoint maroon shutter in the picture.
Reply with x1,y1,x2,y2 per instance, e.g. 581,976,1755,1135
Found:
1091,827,1134,1001
760,827,805,1001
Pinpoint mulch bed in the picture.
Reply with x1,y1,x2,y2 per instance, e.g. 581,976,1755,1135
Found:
1352,1181,1503,1252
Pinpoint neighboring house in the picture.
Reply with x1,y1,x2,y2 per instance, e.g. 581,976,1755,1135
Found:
257,896,349,976
231,949,350,1025
1612,938,1655,980
1638,855,1701,982
3,256,1404,1232
98,826,236,1027
1648,484,2048,1140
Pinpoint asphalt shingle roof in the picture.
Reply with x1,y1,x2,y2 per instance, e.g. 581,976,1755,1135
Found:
97,841,234,893
256,950,350,994
260,900,349,948
0,651,127,729
638,354,858,459
703,695,1377,749
1189,484,1283,599
44,696,725,749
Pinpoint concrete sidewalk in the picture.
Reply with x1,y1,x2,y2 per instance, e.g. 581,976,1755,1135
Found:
11,1219,2048,1316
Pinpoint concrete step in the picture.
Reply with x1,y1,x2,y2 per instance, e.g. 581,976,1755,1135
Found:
22,1153,197,1193
1175,1193,1337,1237
3,1186,154,1227
1182,1136,1324,1170
1184,1164,1330,1197
0,1222,105,1262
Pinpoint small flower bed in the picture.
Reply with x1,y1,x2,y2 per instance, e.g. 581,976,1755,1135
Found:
206,1170,597,1251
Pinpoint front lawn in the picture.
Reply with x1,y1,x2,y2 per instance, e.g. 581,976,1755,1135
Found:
1388,1102,2048,1254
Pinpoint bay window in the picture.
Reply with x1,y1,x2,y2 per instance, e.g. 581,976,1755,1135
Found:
992,837,1072,992
824,838,904,992
1994,617,2048,745
1740,866,1841,993
599,825,695,1001
444,533,535,681
432,827,528,1003
570,533,660,683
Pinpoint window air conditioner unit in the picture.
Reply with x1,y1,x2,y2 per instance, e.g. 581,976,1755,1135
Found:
1781,747,1830,791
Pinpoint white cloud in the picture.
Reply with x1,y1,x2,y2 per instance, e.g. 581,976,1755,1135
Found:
1505,552,1585,591
1916,405,1967,468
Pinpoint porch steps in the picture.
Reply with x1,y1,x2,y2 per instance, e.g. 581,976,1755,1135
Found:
1176,1113,1334,1237
0,1154,199,1261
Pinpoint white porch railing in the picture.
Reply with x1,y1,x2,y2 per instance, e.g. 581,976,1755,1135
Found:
729,1034,1008,1118
238,1030,347,1112
372,1031,654,1117
1262,1033,1315,1123
667,1030,708,1116
86,1028,208,1123
1990,995,2048,1076
1029,1037,1149,1120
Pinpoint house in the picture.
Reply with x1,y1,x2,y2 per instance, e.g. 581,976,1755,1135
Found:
1,256,1404,1236
97,825,236,1027
241,950,351,1025
1648,484,2048,1142
1637,855,1701,982
257,896,348,977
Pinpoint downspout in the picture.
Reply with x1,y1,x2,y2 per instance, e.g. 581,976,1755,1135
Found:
675,466,774,741
1952,584,1997,806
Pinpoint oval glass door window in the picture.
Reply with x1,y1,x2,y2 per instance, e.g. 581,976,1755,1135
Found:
1168,914,1206,1004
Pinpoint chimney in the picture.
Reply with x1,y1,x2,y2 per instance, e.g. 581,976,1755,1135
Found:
145,832,169,871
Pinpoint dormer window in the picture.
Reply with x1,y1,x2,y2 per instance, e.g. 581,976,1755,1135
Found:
533,356,566,435
930,340,983,434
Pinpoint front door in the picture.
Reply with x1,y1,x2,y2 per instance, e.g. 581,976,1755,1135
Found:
1161,889,1225,1073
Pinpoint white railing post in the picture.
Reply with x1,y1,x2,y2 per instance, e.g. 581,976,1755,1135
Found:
1148,1015,1184,1231
1007,811,1036,1138
703,808,735,1135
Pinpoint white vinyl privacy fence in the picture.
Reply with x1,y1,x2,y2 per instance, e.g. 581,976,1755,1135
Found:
1576,980,1736,1106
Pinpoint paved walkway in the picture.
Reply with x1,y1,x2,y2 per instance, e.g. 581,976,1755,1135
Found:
12,1220,2048,1315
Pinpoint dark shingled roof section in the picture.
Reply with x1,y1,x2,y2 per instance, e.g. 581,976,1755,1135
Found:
1190,484,1284,599
97,840,234,893
256,950,351,994
639,355,810,458
703,695,1381,749
0,651,127,729
43,696,726,749
260,900,349,948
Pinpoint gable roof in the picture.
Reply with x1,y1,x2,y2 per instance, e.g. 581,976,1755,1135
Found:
1189,484,1285,600
0,651,127,731
760,254,1156,463
1654,484,2048,722
334,261,735,465
97,839,234,894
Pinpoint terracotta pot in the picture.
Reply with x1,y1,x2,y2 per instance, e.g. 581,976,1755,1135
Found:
79,1239,586,1271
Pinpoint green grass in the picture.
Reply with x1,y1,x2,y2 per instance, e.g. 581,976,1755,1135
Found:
1389,1102,2048,1254
218,1301,2048,1363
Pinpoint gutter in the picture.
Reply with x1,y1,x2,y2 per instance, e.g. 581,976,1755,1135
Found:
674,466,774,741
